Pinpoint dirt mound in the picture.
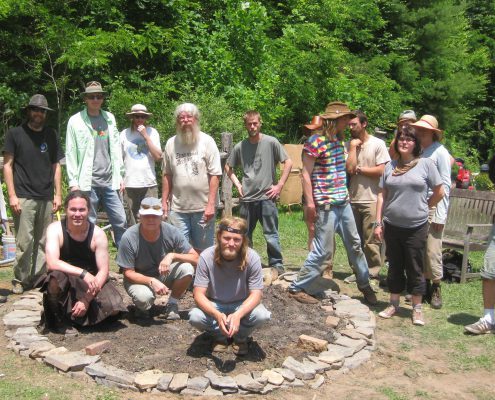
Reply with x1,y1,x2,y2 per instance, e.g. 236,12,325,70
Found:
46,284,334,376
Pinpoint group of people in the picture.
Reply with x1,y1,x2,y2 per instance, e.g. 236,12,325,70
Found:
2,80,493,355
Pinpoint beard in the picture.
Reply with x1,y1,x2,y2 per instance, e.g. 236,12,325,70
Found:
177,124,200,145
221,246,239,261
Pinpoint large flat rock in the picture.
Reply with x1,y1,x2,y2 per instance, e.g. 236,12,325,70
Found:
45,351,100,372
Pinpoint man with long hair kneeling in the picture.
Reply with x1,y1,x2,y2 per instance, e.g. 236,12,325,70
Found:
189,217,271,356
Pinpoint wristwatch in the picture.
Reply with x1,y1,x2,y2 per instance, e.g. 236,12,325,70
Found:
373,221,383,228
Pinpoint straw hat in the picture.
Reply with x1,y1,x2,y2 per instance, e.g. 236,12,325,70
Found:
126,104,152,116
398,109,417,122
410,115,443,140
25,94,53,111
81,81,106,95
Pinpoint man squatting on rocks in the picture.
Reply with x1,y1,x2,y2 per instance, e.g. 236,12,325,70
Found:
225,110,293,278
162,103,222,253
288,102,377,305
189,217,271,356
117,197,199,320
40,191,126,333
3,94,63,295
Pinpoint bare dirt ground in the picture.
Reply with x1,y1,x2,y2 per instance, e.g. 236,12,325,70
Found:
45,282,335,376
1,273,495,399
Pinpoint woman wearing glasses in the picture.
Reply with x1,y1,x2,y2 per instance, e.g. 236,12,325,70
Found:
374,125,444,326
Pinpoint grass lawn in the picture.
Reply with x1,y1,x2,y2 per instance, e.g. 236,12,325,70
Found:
0,208,493,399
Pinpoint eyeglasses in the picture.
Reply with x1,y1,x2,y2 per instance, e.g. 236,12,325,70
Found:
398,137,415,143
141,204,162,210
86,95,104,100
178,114,194,121
133,115,148,120
29,107,47,114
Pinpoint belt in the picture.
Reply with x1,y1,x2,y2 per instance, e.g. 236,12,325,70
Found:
317,201,348,211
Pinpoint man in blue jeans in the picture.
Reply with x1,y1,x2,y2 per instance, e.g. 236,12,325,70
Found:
189,216,271,355
288,102,377,305
225,110,293,277
66,81,126,248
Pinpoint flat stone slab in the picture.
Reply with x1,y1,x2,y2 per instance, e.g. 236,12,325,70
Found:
12,334,49,346
84,362,136,385
40,346,69,358
45,351,100,372
3,317,41,330
95,377,139,392
343,349,371,370
261,369,284,386
205,370,238,393
169,373,189,392
156,373,174,391
235,373,265,393
341,329,372,343
304,357,332,373
334,336,367,354
310,374,325,389
355,326,374,339
282,356,316,380
272,367,295,382
325,315,341,328
187,376,209,392
204,386,224,396
12,298,43,311
28,341,56,358
134,369,164,390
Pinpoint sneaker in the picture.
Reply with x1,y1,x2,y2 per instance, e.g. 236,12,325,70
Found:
378,305,397,319
288,290,319,304
12,282,24,295
430,283,442,309
164,302,180,320
232,339,249,356
412,308,425,326
344,274,356,284
133,307,151,320
212,338,230,353
359,285,378,305
464,318,494,335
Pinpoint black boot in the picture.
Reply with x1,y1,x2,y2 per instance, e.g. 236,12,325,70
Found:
43,293,75,334
423,280,432,304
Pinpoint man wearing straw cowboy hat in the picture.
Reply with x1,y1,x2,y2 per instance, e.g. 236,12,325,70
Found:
121,104,162,226
3,94,63,295
411,115,451,309
66,81,126,248
288,102,377,305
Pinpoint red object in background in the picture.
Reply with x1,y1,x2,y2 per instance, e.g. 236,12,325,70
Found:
455,158,471,189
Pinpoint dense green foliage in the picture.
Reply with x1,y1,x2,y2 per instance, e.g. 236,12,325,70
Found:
0,0,494,167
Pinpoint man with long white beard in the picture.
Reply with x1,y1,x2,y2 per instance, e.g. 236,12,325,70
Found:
162,103,222,252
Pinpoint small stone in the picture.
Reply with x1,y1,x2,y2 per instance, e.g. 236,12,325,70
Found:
320,305,335,313
334,336,367,354
28,341,56,358
203,386,224,396
85,340,111,356
432,367,448,375
262,268,272,286
282,356,316,380
298,334,328,352
168,373,189,392
319,346,350,364
84,362,136,386
204,370,237,393
341,329,372,343
180,388,204,396
404,369,419,379
288,378,305,387
303,357,331,373
186,376,208,392
310,374,325,389
260,383,278,394
325,315,340,328
272,368,295,382
156,373,174,391
261,369,284,386
44,351,100,372
343,350,371,370
134,369,164,390
355,326,374,339
235,373,265,393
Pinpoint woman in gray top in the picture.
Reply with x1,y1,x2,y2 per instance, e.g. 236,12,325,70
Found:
374,126,444,326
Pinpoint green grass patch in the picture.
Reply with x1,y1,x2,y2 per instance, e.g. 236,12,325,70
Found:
379,387,410,400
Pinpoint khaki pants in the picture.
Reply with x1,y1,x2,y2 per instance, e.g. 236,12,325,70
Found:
351,201,383,276
13,198,52,289
123,186,158,226
425,207,444,281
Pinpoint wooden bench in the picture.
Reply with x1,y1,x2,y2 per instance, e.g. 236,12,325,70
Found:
443,188,495,283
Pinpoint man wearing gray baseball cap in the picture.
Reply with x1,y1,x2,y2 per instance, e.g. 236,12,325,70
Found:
3,94,63,295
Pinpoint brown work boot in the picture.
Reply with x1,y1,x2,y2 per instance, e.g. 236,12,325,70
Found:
232,338,249,356
288,290,319,304
430,283,442,309
359,285,378,305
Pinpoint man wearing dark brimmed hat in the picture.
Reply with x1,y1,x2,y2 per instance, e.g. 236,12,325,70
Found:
66,81,126,248
411,115,452,309
288,102,377,305
3,94,63,295
121,103,162,226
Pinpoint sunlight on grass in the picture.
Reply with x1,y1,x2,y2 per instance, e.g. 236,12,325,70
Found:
379,387,410,400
